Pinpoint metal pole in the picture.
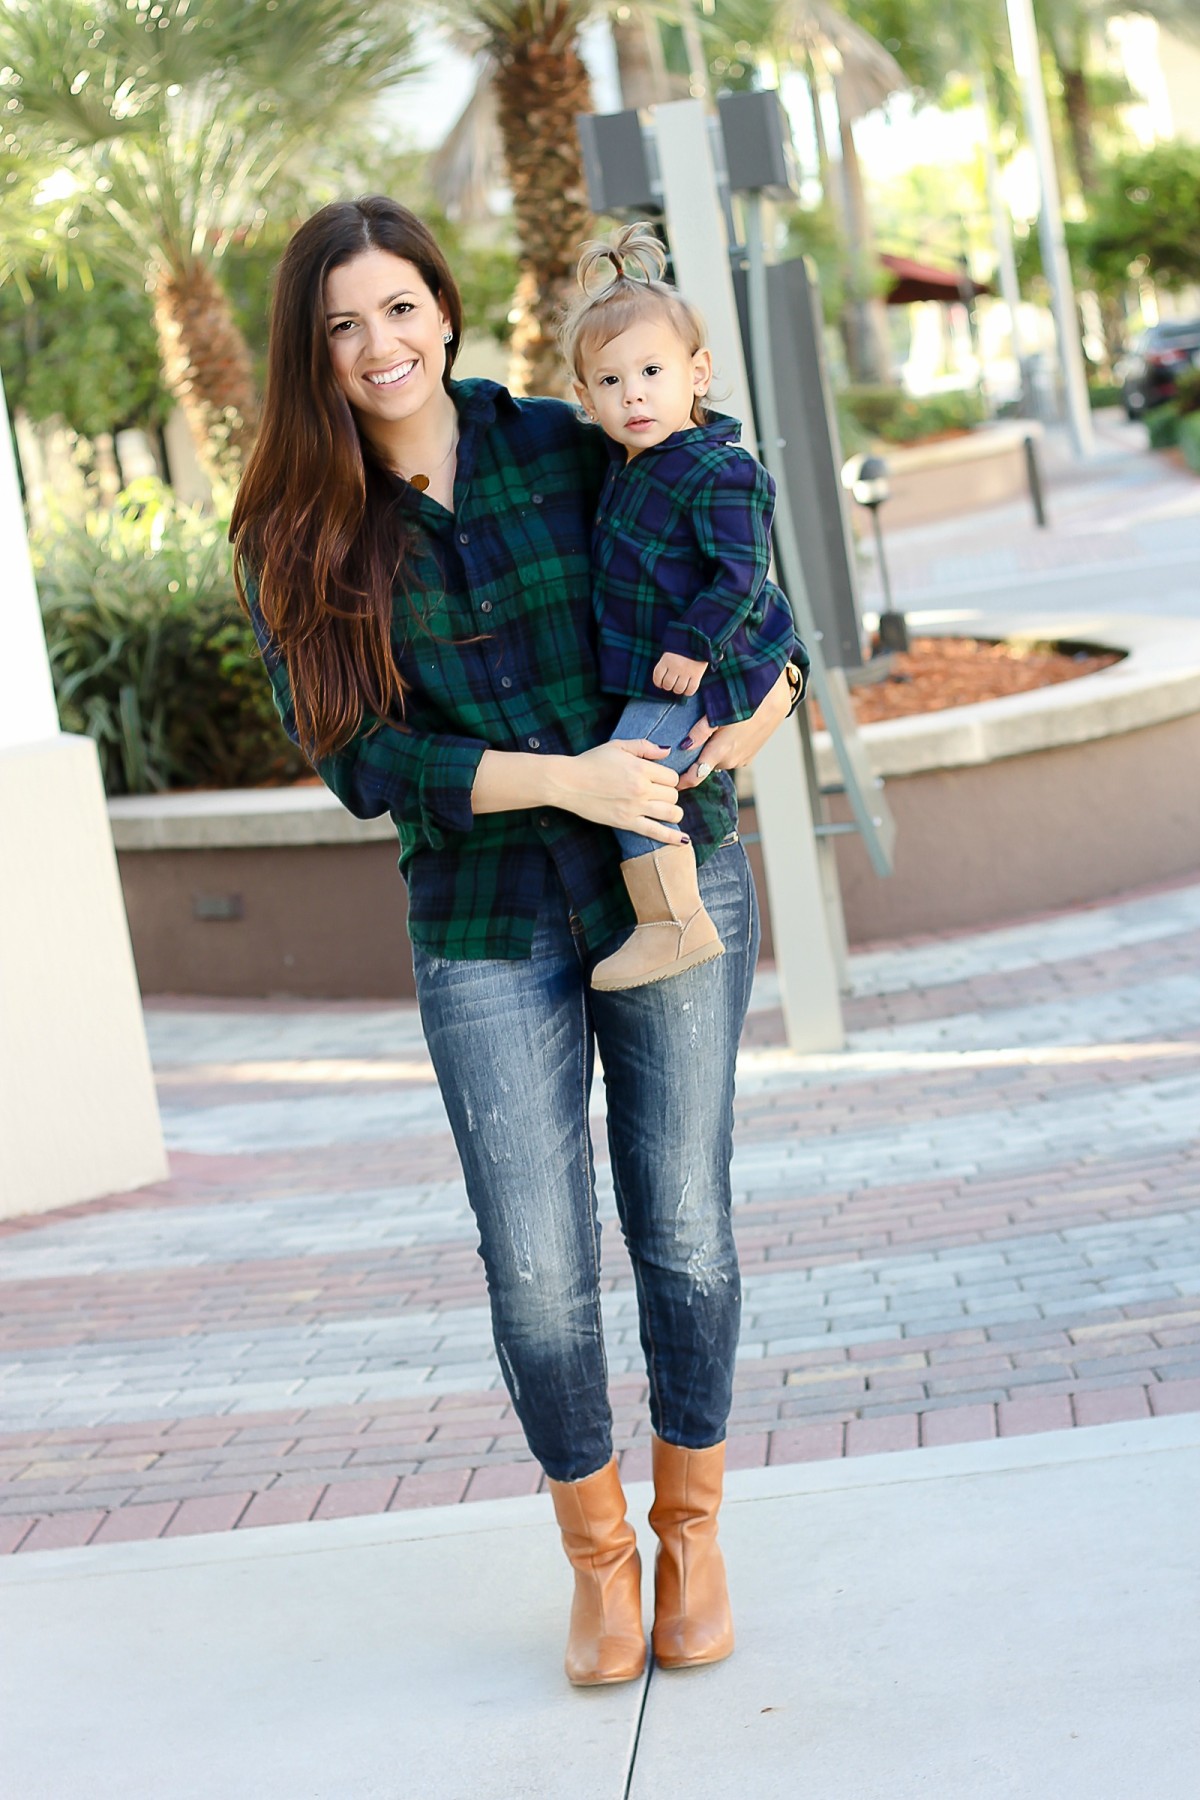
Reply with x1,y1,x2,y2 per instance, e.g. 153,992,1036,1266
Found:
676,0,710,99
1004,0,1095,458
655,108,846,1050
972,67,1031,411
1024,433,1048,527
870,509,893,612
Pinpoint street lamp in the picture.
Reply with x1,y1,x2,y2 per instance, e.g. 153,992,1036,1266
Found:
843,453,908,653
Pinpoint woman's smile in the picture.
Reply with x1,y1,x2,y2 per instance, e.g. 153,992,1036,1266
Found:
364,357,418,388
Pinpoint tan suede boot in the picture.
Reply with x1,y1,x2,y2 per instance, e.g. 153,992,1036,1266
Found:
591,843,724,992
649,1436,734,1669
548,1459,647,1686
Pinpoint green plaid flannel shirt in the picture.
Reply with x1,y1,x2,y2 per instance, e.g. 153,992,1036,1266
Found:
248,379,738,959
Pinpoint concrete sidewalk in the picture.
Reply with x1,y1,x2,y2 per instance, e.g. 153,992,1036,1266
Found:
859,410,1200,623
3,1414,1197,1799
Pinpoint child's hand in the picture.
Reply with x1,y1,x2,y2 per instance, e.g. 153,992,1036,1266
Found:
652,651,708,696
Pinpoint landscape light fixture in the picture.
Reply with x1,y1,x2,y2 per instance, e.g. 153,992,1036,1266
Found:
843,454,908,654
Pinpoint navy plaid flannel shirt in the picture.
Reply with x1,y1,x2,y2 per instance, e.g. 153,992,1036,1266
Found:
592,413,797,727
246,379,743,960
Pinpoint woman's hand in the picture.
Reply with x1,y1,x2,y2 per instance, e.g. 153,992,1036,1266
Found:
548,740,687,843
677,668,791,791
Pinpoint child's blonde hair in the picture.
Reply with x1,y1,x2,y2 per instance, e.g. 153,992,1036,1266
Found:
560,222,711,425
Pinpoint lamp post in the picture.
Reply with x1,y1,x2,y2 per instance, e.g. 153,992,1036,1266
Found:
1004,0,1094,458
844,453,907,653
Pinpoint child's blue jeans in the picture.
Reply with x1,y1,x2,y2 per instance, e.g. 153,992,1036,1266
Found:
611,690,706,861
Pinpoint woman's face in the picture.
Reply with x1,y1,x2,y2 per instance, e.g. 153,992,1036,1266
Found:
323,247,451,429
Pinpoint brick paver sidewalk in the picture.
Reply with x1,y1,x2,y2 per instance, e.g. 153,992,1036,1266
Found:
2,876,1198,1552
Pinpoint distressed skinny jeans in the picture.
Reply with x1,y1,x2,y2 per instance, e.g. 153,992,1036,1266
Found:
411,839,759,1482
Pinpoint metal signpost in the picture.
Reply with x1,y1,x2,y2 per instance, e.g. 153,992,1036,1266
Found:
578,92,896,1052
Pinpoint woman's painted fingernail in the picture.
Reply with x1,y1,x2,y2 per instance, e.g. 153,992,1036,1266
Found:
680,736,693,751
680,834,691,844
654,742,671,751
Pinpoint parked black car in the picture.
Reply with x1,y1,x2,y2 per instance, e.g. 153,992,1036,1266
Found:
1118,318,1200,418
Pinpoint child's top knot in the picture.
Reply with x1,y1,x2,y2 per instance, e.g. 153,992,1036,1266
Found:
559,219,708,423
576,222,668,298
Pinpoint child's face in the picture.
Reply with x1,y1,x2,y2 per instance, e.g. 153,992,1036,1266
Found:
575,319,712,458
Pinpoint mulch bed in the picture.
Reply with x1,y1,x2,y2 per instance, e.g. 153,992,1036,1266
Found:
810,636,1123,728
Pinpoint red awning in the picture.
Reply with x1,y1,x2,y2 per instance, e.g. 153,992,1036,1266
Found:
880,253,994,306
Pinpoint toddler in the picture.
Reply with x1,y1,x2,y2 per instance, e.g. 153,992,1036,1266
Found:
561,222,799,992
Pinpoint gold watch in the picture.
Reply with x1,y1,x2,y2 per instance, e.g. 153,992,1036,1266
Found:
784,660,807,717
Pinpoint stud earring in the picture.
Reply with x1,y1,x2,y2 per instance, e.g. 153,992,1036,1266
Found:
443,331,453,344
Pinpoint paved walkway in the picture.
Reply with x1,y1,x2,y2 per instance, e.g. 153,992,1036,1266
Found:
2,873,1198,1553
859,409,1200,622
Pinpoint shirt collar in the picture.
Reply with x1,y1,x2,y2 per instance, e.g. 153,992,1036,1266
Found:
380,379,516,520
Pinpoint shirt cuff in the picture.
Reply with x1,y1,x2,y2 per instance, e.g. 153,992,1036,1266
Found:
661,620,716,664
416,737,488,847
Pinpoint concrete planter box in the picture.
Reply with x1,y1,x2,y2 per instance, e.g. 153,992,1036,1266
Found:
109,612,1200,996
856,422,1042,530
802,612,1200,946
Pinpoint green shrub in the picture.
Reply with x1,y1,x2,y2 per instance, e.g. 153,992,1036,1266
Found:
837,385,986,445
33,481,307,796
1145,403,1180,449
1173,368,1200,418
1087,382,1124,409
1179,412,1200,474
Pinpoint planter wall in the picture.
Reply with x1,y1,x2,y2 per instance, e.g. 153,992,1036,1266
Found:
857,421,1042,530
109,613,1200,997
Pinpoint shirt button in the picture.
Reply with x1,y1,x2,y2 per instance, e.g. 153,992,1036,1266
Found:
459,531,469,545
527,736,540,749
532,493,543,505
501,676,512,689
538,815,551,828
480,601,492,613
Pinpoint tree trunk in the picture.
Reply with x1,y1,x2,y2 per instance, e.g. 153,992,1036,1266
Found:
1058,63,1096,198
493,20,594,397
834,84,893,386
612,12,673,109
152,259,260,487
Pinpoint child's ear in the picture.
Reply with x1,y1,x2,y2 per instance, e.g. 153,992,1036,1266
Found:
573,380,594,418
692,348,713,395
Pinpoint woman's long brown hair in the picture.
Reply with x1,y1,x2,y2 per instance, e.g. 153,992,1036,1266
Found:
230,197,463,761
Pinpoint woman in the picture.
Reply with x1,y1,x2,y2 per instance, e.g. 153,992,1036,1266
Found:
231,196,803,1687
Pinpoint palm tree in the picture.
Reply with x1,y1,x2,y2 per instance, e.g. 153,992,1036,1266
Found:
0,0,420,484
612,12,681,107
1035,0,1200,199
713,0,909,383
435,2,602,395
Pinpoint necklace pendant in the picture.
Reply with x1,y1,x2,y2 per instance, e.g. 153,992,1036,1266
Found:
409,473,430,492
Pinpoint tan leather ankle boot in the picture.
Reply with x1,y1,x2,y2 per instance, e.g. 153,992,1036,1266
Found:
649,1435,734,1669
591,843,724,992
548,1459,646,1686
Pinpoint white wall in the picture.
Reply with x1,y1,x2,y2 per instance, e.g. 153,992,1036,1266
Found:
0,367,167,1217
